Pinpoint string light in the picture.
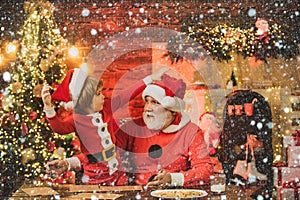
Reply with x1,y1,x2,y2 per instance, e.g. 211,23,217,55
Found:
166,21,298,63
0,0,74,180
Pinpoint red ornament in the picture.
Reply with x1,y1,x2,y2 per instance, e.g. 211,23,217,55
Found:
46,141,55,151
71,139,80,151
21,122,28,136
28,110,37,120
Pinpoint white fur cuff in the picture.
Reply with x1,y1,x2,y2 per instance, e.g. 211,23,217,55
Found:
65,157,81,171
143,75,152,85
170,173,184,186
44,107,56,118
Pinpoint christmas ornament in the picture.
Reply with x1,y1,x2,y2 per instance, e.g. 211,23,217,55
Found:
52,147,65,160
255,18,269,37
33,84,43,98
21,148,36,165
1,96,12,111
64,133,73,141
21,121,28,136
28,110,37,120
41,1,55,16
71,139,80,151
46,141,55,151
23,1,31,12
40,58,50,71
11,82,22,93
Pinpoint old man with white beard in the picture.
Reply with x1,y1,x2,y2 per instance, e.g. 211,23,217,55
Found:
115,74,213,186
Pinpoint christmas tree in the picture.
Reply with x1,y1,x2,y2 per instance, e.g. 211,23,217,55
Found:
0,0,75,197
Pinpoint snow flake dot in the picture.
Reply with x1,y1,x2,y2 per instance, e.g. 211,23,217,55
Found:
257,122,263,129
91,29,97,35
247,8,256,17
81,8,90,17
139,8,145,13
135,28,141,34
135,193,141,199
283,107,290,113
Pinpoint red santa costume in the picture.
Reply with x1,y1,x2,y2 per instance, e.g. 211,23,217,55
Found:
43,68,152,185
199,112,220,156
115,75,213,186
255,18,270,43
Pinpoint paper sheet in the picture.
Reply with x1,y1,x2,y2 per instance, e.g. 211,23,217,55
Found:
22,187,58,196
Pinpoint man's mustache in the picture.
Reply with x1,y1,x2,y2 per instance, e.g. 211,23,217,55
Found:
144,111,155,117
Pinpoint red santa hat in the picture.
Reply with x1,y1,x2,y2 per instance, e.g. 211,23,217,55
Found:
255,18,269,35
142,74,186,112
51,68,88,108
199,112,216,121
51,69,74,102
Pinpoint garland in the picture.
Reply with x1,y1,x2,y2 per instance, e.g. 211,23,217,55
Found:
166,20,299,63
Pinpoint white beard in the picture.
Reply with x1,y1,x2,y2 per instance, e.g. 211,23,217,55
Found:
143,111,168,130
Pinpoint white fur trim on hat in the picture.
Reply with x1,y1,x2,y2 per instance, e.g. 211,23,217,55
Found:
163,112,190,133
161,96,185,112
69,68,88,104
142,84,185,112
142,84,166,103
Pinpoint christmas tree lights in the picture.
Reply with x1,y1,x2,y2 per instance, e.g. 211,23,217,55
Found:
0,0,75,195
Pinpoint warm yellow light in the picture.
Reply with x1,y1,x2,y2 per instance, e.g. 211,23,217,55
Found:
68,46,79,58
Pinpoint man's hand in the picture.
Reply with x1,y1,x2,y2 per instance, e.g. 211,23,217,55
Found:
45,159,68,177
147,169,172,186
41,84,52,109
151,67,169,82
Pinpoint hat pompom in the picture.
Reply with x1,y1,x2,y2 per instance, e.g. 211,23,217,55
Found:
161,96,185,112
161,96,176,108
60,101,74,110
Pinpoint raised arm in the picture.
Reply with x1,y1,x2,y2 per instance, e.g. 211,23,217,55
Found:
41,84,76,134
110,68,169,113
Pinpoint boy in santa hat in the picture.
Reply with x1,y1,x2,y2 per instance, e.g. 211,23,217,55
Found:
115,74,213,186
43,67,168,185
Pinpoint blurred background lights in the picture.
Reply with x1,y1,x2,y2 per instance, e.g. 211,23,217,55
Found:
3,71,11,82
284,107,290,113
81,58,88,72
68,46,79,58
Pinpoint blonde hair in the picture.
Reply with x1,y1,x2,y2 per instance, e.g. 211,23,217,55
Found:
74,76,103,115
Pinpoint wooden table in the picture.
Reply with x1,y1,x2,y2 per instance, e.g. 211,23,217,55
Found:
10,183,259,200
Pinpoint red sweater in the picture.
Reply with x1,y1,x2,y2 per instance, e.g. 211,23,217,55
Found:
115,115,213,186
46,80,146,185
